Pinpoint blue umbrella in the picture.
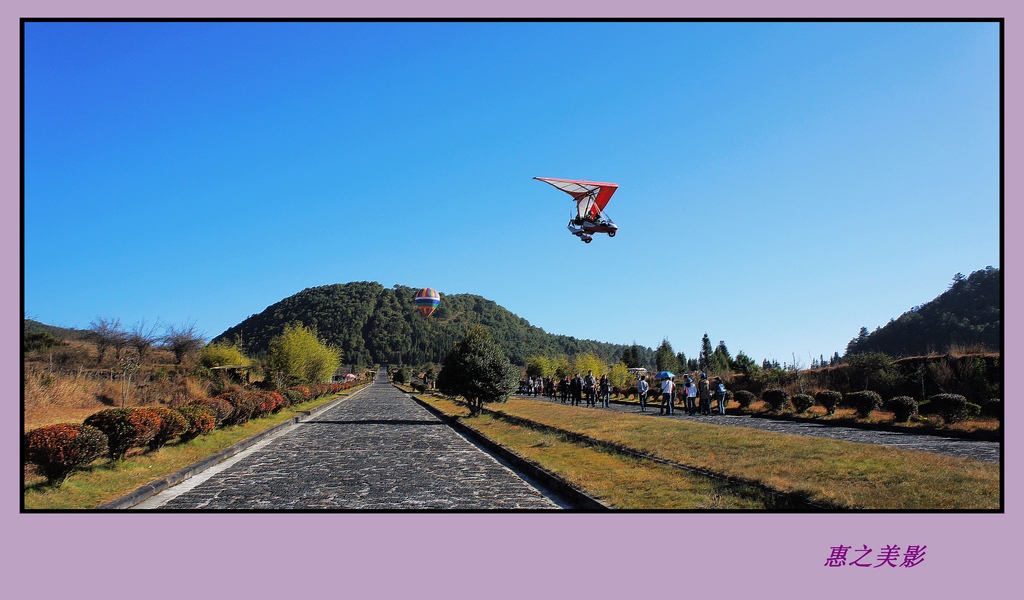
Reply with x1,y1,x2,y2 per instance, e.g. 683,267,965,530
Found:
655,371,674,379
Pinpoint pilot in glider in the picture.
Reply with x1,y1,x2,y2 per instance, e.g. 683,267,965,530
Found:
533,177,619,243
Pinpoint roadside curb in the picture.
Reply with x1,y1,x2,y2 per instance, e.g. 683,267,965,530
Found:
409,394,609,511
96,383,371,510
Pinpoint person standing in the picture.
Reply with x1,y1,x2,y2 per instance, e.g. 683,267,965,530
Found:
571,373,583,406
684,375,698,415
637,375,650,412
714,377,728,415
599,374,611,408
584,370,597,407
698,372,711,415
660,376,675,415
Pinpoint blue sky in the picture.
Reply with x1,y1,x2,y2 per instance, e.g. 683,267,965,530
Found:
23,20,1000,364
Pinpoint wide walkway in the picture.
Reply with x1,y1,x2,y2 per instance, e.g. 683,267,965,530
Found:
518,393,1001,464
142,376,564,509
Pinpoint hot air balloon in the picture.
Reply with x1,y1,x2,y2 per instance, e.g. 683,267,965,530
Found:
414,287,441,317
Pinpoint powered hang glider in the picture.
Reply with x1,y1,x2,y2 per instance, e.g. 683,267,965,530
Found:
533,177,619,243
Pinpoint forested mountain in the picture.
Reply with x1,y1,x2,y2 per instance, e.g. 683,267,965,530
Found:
845,266,1001,358
213,282,655,367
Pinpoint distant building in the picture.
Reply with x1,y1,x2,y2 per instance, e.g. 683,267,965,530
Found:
627,367,648,376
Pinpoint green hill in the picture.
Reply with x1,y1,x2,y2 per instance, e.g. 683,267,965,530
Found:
845,266,1001,358
24,319,90,341
213,282,655,367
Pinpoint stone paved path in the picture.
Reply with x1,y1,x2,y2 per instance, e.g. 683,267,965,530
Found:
143,376,564,510
517,394,1001,464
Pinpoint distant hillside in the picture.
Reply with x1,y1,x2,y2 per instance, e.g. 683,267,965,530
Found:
845,266,1001,358
213,282,655,367
23,319,90,341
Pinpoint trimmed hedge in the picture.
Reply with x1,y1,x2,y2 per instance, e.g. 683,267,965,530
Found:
926,394,980,424
84,408,163,459
762,389,790,412
846,390,883,418
886,396,918,423
25,423,108,486
980,398,1002,420
815,390,842,415
791,394,814,414
147,406,189,450
733,390,756,409
177,404,216,441
200,397,234,426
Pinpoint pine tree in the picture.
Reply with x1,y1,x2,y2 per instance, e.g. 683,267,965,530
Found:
436,325,519,414
655,339,680,373
699,334,713,371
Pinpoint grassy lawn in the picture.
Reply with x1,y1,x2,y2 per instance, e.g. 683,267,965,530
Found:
424,395,999,510
23,386,366,510
420,397,781,509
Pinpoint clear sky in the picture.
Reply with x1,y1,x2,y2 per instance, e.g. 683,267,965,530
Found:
23,20,1001,364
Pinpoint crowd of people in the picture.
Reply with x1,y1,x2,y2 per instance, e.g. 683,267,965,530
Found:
519,370,728,416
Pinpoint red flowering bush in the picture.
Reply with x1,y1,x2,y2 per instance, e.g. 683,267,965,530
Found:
217,390,262,425
282,389,305,405
290,385,312,400
200,397,234,426
25,423,108,486
147,406,189,450
250,390,284,415
177,405,216,440
84,408,162,459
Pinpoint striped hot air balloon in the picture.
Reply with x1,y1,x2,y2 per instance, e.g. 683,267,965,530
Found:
414,287,441,317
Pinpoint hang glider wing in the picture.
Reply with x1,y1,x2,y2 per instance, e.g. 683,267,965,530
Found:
534,176,619,220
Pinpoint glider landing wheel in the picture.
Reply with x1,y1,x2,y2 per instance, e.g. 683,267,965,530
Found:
608,231,616,237
583,237,592,244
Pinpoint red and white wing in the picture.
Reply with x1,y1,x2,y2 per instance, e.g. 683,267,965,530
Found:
534,176,618,219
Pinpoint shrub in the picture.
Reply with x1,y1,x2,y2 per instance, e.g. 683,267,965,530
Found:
84,408,162,459
847,391,883,418
282,389,305,406
200,397,234,426
176,404,216,441
980,398,1002,420
928,393,972,424
25,423,108,486
733,390,756,409
147,406,189,450
886,396,918,423
762,389,790,412
815,390,842,415
254,391,285,415
289,385,312,400
791,394,814,414
217,391,260,425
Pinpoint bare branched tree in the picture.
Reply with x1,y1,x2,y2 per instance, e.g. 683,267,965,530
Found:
162,320,206,364
89,317,125,366
128,319,160,361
